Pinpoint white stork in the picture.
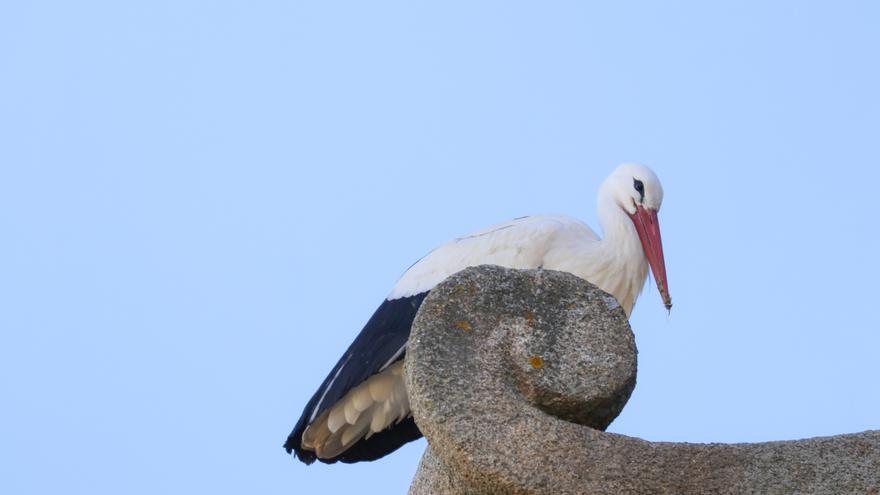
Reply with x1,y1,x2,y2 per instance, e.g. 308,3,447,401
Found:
285,163,671,464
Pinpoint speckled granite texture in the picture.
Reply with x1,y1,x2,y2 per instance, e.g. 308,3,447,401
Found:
405,266,880,495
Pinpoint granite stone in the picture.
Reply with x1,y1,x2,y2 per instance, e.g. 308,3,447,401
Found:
405,265,880,495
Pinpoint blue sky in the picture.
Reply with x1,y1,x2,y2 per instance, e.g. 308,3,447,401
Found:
2,1,879,493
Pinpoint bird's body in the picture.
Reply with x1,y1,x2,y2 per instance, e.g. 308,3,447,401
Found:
390,214,644,314
285,163,671,464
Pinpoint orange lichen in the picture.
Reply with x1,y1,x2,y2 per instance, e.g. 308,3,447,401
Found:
454,320,472,331
524,311,535,326
529,356,544,369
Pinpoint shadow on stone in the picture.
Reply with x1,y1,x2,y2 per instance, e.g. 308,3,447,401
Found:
405,266,880,495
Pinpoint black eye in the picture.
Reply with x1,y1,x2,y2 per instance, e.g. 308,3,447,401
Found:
633,178,645,200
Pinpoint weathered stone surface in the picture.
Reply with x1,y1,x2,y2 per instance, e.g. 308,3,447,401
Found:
406,265,880,495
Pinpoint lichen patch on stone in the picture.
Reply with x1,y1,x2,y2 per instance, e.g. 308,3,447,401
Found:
529,356,544,369
454,320,472,332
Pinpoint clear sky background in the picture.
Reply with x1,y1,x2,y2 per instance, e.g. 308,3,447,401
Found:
2,1,879,493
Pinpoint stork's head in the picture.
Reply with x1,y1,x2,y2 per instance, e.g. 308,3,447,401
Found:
601,163,672,311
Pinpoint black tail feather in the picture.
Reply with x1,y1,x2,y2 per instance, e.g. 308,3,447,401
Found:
285,416,422,465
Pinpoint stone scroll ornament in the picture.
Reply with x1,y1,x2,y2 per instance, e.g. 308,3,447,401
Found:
405,266,880,495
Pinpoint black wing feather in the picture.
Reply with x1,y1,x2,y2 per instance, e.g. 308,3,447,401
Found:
284,292,428,464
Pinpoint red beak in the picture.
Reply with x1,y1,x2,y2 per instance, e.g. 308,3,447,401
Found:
628,205,672,310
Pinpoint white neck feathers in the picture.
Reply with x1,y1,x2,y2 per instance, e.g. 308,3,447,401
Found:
552,194,648,317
